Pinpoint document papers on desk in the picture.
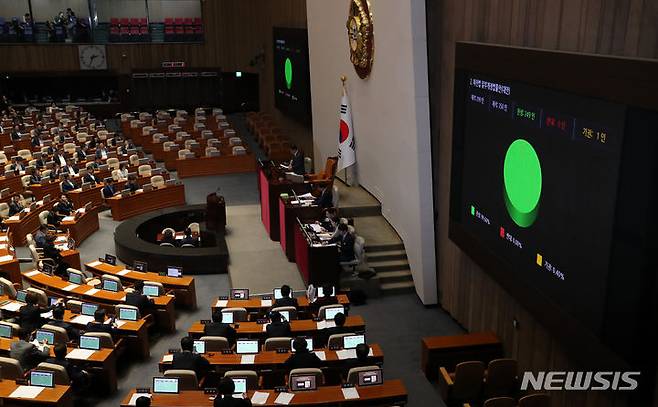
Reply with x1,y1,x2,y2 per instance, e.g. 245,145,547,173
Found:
241,355,256,364
314,351,326,361
260,299,272,307
24,270,40,277
63,284,79,292
215,299,228,307
1,302,21,312
309,223,323,233
62,216,75,222
316,320,336,330
128,393,152,406
0,255,13,263
9,386,44,399
274,392,295,405
342,387,360,400
85,288,99,296
251,391,269,405
162,354,174,363
117,269,131,276
71,315,95,325
88,260,102,267
336,348,375,360
66,348,95,360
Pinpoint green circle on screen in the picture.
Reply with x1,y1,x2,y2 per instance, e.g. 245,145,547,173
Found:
503,139,542,228
285,58,293,90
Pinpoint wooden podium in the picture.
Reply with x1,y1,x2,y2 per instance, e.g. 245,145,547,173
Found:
206,192,226,232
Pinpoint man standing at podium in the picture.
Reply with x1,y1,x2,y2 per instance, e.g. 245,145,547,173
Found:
284,145,305,175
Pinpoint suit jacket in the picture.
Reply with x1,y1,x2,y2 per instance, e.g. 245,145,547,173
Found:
8,202,23,216
102,185,115,198
266,321,291,338
83,173,99,184
125,292,154,315
48,319,80,341
45,357,84,384
203,322,236,346
95,149,108,159
314,188,333,208
19,303,53,335
160,236,178,246
330,232,355,262
125,182,138,193
171,351,211,380
10,340,49,370
291,152,305,175
61,180,76,192
283,350,322,371
214,396,253,407
180,236,197,247
273,297,298,309
29,174,42,184
85,321,117,337
321,325,351,347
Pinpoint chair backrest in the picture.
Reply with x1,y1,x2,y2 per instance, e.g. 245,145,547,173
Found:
264,337,293,351
102,274,124,291
346,365,381,385
38,211,50,226
232,146,246,155
324,157,338,178
160,242,175,247
353,236,366,263
289,368,324,387
163,141,175,151
107,158,120,170
66,299,83,314
42,169,52,179
138,165,152,177
115,304,140,320
271,306,297,320
199,336,230,351
518,394,550,407
85,332,114,348
0,203,8,218
151,175,165,188
18,149,32,160
205,147,218,157
36,362,70,385
0,277,17,298
67,268,86,283
327,333,355,349
178,149,190,159
164,369,198,390
21,175,31,187
485,358,518,398
223,370,259,390
187,222,200,233
111,169,121,181
27,287,48,306
0,357,23,379
63,143,76,154
452,361,485,400
129,154,140,166
318,305,344,320
222,307,248,322
40,324,69,345
483,397,517,407
0,152,7,164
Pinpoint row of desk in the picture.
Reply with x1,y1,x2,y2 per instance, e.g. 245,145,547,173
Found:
106,183,186,221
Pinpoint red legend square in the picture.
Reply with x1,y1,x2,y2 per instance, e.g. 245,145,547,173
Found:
499,227,505,238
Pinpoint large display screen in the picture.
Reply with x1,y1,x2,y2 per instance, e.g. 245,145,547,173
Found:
451,73,626,333
273,27,311,124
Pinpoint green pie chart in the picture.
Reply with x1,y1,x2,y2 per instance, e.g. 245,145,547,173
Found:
284,58,293,90
503,139,542,228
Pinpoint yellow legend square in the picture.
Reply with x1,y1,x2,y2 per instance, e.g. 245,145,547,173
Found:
536,253,543,266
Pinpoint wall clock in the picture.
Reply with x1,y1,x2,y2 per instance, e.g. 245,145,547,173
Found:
78,45,108,71
346,0,374,79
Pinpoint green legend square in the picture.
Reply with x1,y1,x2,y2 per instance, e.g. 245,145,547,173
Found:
470,205,475,216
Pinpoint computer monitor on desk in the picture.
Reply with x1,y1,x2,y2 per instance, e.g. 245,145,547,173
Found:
119,307,138,321
193,340,205,354
236,339,259,354
324,305,344,320
167,266,182,278
30,371,54,388
102,279,119,292
81,303,98,316
80,335,101,351
358,369,383,386
153,377,179,394
290,374,317,391
232,377,247,394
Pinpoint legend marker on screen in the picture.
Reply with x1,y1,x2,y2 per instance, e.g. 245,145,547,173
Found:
470,205,475,216
499,227,505,238
536,253,543,266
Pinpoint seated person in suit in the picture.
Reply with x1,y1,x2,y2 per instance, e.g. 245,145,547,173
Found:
319,208,339,232
53,152,67,167
95,143,109,159
88,156,103,170
126,281,155,317
85,309,118,338
273,284,298,308
204,310,237,347
214,377,253,407
342,343,372,380
288,145,306,175
34,225,49,248
18,291,61,335
82,169,100,185
124,174,139,193
172,336,211,381
43,234,71,277
179,228,197,247
10,329,50,371
160,229,177,246
29,167,42,185
329,223,356,263
50,163,62,180
283,337,322,371
49,305,80,341
313,185,333,209
117,163,129,181
7,195,24,216
101,178,116,199
63,159,78,175
31,132,42,147
313,283,339,310
35,154,47,169
75,146,87,162
10,125,21,141
46,343,88,388
266,311,291,338
60,173,76,192
54,195,74,219
321,312,352,347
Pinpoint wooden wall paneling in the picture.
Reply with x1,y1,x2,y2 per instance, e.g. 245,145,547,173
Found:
428,0,658,405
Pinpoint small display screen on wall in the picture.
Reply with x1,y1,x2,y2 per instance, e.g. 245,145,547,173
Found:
273,26,312,124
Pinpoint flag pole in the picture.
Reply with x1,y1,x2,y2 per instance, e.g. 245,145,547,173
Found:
340,75,349,185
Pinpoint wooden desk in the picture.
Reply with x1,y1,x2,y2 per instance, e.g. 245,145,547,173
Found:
279,198,322,262
188,316,366,339
2,199,56,245
21,270,176,333
59,206,100,245
0,233,20,283
421,332,503,380
294,220,339,287
211,294,350,314
106,184,186,221
0,380,72,407
257,165,307,242
0,174,24,194
121,380,407,406
0,337,117,392
28,180,62,201
176,154,256,178
67,184,104,209
85,261,197,309
159,344,384,372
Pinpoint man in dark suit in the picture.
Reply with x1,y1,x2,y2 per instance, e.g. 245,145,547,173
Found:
45,343,87,388
8,195,24,216
179,228,197,247
124,174,139,193
266,311,291,338
342,343,372,380
31,132,42,147
320,208,339,232
314,185,333,209
95,143,109,159
29,168,42,185
63,159,78,176
48,305,80,341
329,223,356,263
171,336,211,381
321,312,349,347
214,377,253,407
283,337,322,371
160,230,177,246
53,195,74,219
18,291,61,335
82,170,100,185
60,173,76,192
273,284,298,308
101,178,116,199
204,310,237,347
312,283,339,311
85,309,118,338
126,281,155,317
288,145,305,175
10,329,50,371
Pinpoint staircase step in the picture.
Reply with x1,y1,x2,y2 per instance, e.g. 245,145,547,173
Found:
367,250,407,262
365,243,405,253
377,269,413,284
380,281,416,295
370,259,410,272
